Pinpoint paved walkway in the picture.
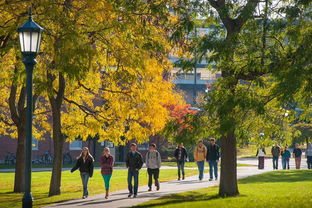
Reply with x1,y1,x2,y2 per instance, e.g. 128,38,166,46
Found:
44,164,272,208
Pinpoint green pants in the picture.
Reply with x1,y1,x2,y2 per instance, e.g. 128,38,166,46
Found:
102,174,112,191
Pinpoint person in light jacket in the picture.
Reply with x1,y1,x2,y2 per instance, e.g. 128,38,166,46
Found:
256,145,266,169
145,143,161,191
193,140,207,181
71,147,94,199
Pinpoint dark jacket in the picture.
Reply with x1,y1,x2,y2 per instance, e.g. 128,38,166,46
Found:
100,155,114,175
71,156,94,177
206,144,220,161
126,151,143,170
174,147,188,161
271,146,281,157
293,148,302,158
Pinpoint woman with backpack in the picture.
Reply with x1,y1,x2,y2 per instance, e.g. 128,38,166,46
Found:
71,147,94,199
100,147,114,199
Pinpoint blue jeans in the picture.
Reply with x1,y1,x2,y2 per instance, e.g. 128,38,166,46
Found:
282,157,290,169
208,160,218,179
177,161,185,178
80,172,90,196
128,169,139,194
272,156,279,169
197,161,205,180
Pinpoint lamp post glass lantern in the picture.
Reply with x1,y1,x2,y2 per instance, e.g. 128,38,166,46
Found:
18,9,43,208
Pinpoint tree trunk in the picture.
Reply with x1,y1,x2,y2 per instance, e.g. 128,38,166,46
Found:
48,109,65,196
48,72,66,196
219,130,239,197
13,127,26,192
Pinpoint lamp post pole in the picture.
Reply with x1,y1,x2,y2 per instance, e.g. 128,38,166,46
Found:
18,9,43,208
22,54,37,208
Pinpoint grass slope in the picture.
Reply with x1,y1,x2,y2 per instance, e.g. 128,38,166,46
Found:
135,170,312,208
0,168,198,208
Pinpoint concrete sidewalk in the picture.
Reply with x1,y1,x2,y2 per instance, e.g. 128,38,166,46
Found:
44,166,271,208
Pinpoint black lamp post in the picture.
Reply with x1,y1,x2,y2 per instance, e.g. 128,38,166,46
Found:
18,9,43,208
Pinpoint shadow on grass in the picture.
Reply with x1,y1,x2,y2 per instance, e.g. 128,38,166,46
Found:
133,191,225,208
239,170,312,184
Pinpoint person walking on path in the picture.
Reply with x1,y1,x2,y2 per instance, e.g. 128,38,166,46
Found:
145,143,161,191
206,138,220,181
174,143,188,180
293,143,302,169
126,143,143,198
256,145,266,169
194,140,207,181
306,143,312,169
100,147,114,199
281,146,291,170
271,144,281,169
71,147,94,199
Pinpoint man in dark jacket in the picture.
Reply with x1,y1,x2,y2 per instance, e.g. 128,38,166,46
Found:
206,138,220,181
126,143,143,198
271,144,281,169
174,143,188,180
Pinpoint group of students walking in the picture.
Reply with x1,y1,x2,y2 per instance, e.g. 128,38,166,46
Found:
256,143,312,170
70,143,162,199
70,141,312,200
193,138,220,181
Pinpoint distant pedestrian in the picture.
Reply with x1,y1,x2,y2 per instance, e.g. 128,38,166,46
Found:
306,143,312,169
194,140,207,181
126,143,143,198
256,145,266,169
100,147,114,199
206,138,220,181
71,147,94,199
145,143,161,191
281,146,291,170
174,143,188,180
293,143,302,169
271,144,281,169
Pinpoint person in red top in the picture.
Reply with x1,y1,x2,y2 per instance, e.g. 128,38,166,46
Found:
100,147,114,199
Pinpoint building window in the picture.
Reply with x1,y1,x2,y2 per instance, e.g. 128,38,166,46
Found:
69,140,82,150
138,142,149,150
101,140,114,148
32,137,38,150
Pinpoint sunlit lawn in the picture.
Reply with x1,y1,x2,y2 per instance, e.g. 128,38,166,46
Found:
135,170,312,208
0,168,198,208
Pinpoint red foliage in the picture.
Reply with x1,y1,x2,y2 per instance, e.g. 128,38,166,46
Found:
165,104,198,132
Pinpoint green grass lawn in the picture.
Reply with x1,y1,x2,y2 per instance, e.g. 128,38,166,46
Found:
0,168,198,208
135,170,312,208
0,162,253,169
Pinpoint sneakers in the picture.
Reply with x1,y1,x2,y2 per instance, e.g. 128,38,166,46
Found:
182,176,185,180
215,177,218,181
209,178,213,181
156,186,160,191
128,193,133,198
148,187,152,192
178,178,181,181
133,194,137,198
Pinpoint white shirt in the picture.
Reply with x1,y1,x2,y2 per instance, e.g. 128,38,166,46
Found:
257,149,266,157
